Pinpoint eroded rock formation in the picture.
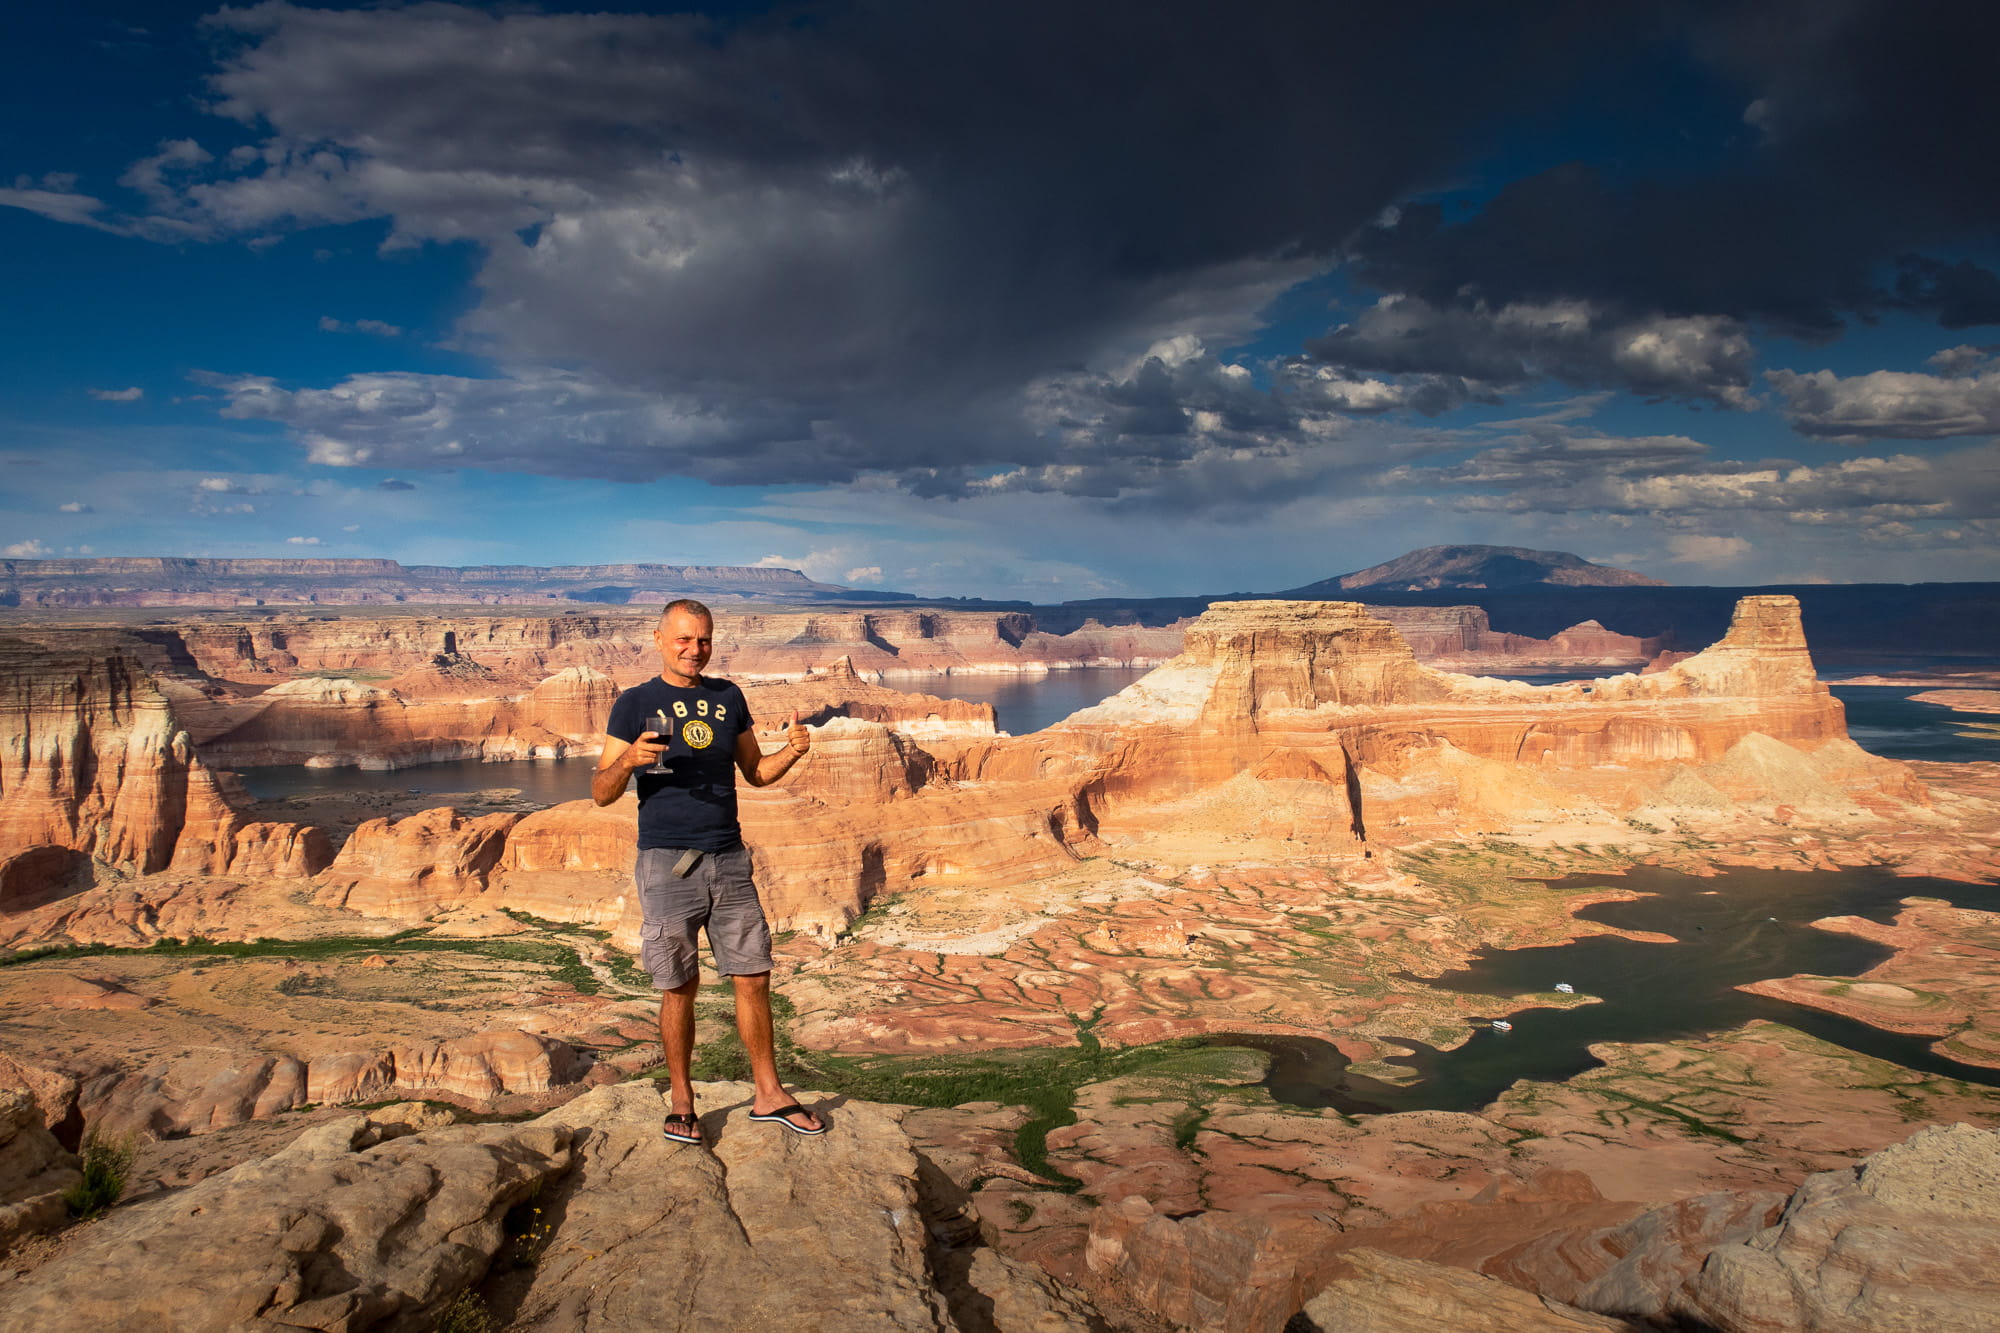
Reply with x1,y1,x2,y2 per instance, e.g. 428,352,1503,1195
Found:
0,1113,573,1331
0,1083,1104,1333
0,595,1933,948
1052,595,1912,845
0,638,327,883
1369,604,1666,671
64,1031,593,1140
0,1089,79,1252
1487,1122,2000,1333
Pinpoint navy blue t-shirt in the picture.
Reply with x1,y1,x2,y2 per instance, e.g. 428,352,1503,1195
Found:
606,676,754,852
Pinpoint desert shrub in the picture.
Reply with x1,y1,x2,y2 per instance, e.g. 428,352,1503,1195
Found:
62,1130,136,1219
433,1290,498,1333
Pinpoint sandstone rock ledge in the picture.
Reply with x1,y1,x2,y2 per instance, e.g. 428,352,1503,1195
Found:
0,1081,1102,1333
0,1089,79,1252
1491,1122,2000,1333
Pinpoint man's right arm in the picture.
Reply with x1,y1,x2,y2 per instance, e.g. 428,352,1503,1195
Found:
592,735,638,806
593,730,670,806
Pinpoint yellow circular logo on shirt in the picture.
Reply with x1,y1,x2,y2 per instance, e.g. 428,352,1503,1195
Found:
682,719,715,749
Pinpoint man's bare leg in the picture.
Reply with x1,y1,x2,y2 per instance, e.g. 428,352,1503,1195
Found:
658,978,701,1137
732,972,823,1132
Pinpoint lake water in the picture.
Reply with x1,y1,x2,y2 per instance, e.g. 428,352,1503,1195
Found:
1829,683,1997,762
236,756,595,805
928,665,1154,736
1215,865,2000,1116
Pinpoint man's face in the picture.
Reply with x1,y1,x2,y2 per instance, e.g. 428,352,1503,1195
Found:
654,610,714,686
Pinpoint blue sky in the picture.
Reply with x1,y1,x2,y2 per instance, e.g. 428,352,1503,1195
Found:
4,1,1998,599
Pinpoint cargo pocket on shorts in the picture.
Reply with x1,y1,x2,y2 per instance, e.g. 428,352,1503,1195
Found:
638,921,671,980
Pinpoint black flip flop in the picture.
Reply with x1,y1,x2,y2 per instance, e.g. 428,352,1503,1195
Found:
748,1104,827,1135
662,1112,703,1144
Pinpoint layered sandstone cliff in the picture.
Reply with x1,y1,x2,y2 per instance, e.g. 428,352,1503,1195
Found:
3,605,1661,781
1371,605,1666,671
0,639,327,882
193,664,620,769
0,596,1929,946
1053,595,1911,844
146,608,1183,685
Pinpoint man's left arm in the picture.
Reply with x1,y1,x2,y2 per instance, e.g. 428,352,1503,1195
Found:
736,708,810,787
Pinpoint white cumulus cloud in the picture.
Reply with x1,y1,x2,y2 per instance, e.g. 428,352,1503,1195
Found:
1769,365,2000,441
88,386,144,402
319,315,404,337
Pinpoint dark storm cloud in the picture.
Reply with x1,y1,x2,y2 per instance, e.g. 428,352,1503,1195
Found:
1892,258,2000,330
1339,0,2000,342
14,0,1624,493
11,0,1999,514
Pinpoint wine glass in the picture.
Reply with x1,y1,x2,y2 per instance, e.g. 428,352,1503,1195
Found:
646,709,673,774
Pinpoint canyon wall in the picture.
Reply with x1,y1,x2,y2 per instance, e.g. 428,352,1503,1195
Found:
140,608,1185,685
0,595,1925,945
301,595,1928,940
0,638,326,884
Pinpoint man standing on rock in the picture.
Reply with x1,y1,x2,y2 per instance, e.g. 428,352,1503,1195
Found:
593,598,825,1142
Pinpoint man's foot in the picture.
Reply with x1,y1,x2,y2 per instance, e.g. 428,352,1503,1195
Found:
748,1102,826,1135
662,1111,703,1144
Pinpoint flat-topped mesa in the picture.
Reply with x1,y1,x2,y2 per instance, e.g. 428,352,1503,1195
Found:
190,663,619,769
1070,600,1452,730
1080,594,1834,730
1053,593,1907,840
1188,601,1456,717
1580,594,1843,742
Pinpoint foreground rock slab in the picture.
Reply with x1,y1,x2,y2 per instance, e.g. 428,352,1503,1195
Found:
1298,1248,1638,1332
1672,1122,2000,1333
504,1081,1098,1332
0,1114,571,1332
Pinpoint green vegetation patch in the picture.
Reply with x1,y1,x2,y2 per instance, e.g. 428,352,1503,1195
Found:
498,909,653,991
801,1038,1256,1186
63,1130,136,1219
1,931,603,994
648,993,1260,1188
1391,841,1642,953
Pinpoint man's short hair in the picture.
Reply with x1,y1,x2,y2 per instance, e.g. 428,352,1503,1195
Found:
660,598,713,624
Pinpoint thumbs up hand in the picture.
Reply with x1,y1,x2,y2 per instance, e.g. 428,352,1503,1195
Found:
785,708,811,756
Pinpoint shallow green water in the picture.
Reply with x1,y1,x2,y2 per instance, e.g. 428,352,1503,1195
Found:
1217,865,2000,1115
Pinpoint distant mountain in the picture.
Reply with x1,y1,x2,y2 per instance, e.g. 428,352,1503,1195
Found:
0,557,916,609
1283,544,1668,595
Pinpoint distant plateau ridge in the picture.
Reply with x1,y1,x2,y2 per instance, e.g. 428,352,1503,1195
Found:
0,557,903,608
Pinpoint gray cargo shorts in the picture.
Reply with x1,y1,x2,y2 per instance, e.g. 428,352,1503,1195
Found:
634,844,774,989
